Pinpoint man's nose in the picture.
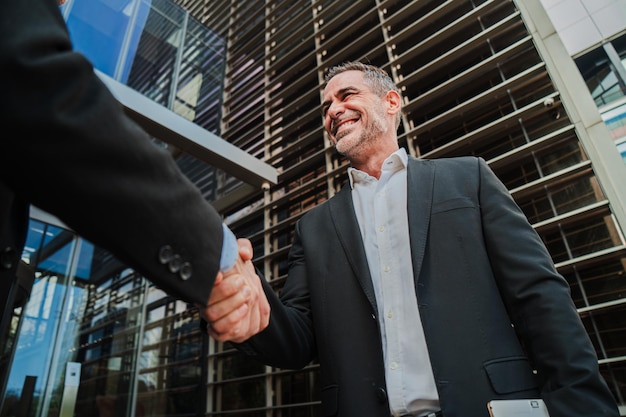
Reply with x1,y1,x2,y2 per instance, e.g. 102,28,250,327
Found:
327,101,344,119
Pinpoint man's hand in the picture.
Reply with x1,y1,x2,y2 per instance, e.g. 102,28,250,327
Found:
201,238,270,343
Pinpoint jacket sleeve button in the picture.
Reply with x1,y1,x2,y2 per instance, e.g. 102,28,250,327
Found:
158,245,174,264
179,262,192,280
168,254,182,273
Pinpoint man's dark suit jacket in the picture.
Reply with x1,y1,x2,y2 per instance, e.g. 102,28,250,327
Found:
0,0,223,312
238,156,618,417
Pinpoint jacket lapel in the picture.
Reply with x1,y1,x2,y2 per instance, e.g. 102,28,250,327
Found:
328,185,378,312
406,157,435,284
327,157,434,309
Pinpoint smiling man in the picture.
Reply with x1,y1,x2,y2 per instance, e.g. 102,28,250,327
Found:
205,61,619,417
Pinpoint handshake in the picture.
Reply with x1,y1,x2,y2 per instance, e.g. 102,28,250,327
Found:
198,238,270,343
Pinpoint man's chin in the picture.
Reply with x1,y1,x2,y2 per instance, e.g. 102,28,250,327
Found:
334,132,350,144
334,140,349,155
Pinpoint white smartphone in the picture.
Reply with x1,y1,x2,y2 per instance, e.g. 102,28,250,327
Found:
487,399,550,417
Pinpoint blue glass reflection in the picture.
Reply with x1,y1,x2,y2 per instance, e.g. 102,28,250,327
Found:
64,0,150,82
4,220,90,416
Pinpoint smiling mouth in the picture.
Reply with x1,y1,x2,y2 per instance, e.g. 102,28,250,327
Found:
333,119,358,137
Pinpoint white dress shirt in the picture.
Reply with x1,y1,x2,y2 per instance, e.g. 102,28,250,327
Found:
348,148,439,417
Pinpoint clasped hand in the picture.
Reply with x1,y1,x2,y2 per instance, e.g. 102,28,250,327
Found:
199,238,270,343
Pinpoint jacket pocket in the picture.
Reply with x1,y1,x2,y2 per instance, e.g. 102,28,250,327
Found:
432,197,476,214
484,356,539,394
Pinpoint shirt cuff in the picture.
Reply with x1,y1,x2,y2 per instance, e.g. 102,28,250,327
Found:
219,223,238,273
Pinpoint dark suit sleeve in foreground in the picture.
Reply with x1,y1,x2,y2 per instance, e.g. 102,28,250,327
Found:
0,0,223,305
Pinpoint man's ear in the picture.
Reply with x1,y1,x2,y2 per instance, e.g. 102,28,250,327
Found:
385,90,402,116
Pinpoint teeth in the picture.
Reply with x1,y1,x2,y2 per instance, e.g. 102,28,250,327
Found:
336,120,355,134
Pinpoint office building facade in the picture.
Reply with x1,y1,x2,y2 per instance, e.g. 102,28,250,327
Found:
1,0,625,416
540,0,626,163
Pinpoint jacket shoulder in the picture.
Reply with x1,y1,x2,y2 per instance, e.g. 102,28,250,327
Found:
410,155,483,167
409,155,487,177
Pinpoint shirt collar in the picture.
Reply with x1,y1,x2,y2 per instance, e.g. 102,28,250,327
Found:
348,148,408,189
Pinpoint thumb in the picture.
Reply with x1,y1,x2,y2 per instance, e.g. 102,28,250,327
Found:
237,238,253,261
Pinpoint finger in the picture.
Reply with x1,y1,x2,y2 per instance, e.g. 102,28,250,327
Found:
258,293,271,331
195,271,227,311
239,264,267,325
237,238,253,261
208,303,251,342
241,271,270,334
208,274,245,305
250,289,271,333
246,295,260,335
202,278,250,322
214,270,224,286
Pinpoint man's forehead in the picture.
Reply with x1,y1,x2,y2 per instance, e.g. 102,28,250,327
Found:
323,71,366,94
326,70,363,86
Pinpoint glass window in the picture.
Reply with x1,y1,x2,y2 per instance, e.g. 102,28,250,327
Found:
575,34,626,107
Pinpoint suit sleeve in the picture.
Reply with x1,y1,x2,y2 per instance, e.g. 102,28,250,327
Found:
0,0,223,305
476,158,617,416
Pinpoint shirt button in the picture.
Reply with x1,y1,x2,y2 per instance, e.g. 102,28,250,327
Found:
375,387,387,403
390,362,398,370
379,226,384,232
384,265,390,272
387,310,393,319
